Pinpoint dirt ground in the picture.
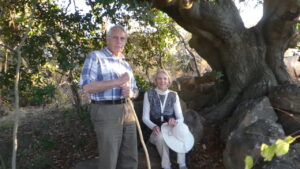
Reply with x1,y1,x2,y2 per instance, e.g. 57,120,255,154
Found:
187,124,225,169
0,106,226,169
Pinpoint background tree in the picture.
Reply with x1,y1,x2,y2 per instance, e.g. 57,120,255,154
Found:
1,0,191,107
131,1,300,169
0,0,203,168
138,0,300,121
0,1,36,168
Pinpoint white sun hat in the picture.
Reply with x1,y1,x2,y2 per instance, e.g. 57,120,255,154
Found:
161,122,194,153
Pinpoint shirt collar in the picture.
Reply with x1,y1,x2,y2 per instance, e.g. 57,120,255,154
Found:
155,88,169,95
104,47,125,59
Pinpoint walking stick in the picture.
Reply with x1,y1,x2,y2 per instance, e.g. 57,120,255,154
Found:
125,98,151,169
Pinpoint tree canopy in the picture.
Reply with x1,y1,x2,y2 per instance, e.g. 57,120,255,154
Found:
0,0,187,105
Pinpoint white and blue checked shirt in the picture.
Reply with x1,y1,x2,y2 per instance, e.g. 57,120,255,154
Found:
80,47,138,101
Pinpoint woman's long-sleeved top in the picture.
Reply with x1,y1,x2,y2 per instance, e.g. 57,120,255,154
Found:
142,88,184,130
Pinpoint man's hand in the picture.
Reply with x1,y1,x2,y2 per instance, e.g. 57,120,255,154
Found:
117,72,130,86
152,126,160,136
168,118,177,126
121,85,134,98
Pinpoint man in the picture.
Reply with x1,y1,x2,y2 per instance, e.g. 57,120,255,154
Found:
80,25,139,169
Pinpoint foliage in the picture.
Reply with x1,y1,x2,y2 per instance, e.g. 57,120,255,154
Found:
211,70,224,80
244,136,297,169
0,0,98,104
134,74,154,92
260,136,296,161
30,84,56,106
125,10,179,78
0,0,183,105
244,156,253,169
39,136,57,151
0,120,14,130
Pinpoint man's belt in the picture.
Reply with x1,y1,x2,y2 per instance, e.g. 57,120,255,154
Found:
91,99,126,104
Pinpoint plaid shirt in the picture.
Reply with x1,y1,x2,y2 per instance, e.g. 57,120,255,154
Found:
80,47,138,101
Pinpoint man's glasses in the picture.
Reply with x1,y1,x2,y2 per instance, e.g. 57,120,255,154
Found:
109,36,127,42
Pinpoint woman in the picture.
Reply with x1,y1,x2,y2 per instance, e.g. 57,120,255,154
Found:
142,69,188,169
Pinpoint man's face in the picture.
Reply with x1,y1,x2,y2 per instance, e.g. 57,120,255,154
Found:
106,28,127,55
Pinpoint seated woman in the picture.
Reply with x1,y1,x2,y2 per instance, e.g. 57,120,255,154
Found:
142,69,189,169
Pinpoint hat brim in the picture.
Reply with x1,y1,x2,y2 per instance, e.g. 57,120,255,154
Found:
161,123,194,153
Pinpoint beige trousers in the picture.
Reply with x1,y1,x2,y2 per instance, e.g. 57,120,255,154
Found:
149,132,185,168
90,103,138,169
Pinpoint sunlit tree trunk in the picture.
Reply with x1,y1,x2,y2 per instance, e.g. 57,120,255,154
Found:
12,47,21,169
11,6,34,169
4,50,8,73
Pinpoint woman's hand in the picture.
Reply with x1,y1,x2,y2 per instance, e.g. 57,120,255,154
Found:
152,126,160,136
168,118,177,126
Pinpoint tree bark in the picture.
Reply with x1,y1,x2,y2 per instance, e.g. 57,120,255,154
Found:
11,5,34,169
67,70,84,118
149,0,300,121
12,47,21,169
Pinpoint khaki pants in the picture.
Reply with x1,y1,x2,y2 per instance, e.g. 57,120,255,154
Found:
90,103,138,169
149,132,185,169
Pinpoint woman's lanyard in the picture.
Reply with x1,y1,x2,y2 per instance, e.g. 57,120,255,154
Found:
159,91,169,122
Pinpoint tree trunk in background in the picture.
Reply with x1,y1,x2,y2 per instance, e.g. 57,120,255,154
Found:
149,0,300,122
12,48,21,169
68,70,83,118
11,6,34,168
3,49,8,73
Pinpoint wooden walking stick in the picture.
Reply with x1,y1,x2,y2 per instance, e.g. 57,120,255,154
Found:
125,98,151,169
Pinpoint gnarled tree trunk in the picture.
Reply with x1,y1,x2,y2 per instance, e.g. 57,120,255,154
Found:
144,1,300,168
149,0,300,122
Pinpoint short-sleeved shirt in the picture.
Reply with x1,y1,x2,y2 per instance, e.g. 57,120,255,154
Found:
80,47,138,101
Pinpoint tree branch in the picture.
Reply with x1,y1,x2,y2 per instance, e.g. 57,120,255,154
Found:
288,32,300,48
11,4,35,169
66,0,71,11
0,43,15,53
150,0,175,9
161,0,244,44
261,0,300,84
262,0,300,44
72,0,78,12
170,24,201,76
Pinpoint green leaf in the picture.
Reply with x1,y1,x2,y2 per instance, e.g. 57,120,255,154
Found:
244,156,254,169
261,143,276,161
285,136,296,144
275,139,290,156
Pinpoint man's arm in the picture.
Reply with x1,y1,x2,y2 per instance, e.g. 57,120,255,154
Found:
83,72,130,94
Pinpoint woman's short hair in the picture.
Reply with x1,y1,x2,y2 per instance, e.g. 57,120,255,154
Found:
154,69,172,86
106,25,127,37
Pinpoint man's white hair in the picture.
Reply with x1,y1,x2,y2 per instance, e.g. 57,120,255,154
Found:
106,25,127,37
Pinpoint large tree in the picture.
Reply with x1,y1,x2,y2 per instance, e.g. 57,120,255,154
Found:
142,0,300,121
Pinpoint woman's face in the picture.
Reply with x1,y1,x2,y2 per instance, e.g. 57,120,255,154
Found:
156,72,169,91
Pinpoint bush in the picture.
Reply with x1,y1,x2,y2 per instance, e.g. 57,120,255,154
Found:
30,84,56,106
134,74,154,92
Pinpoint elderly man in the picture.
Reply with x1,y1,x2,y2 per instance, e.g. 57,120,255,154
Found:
80,25,139,169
